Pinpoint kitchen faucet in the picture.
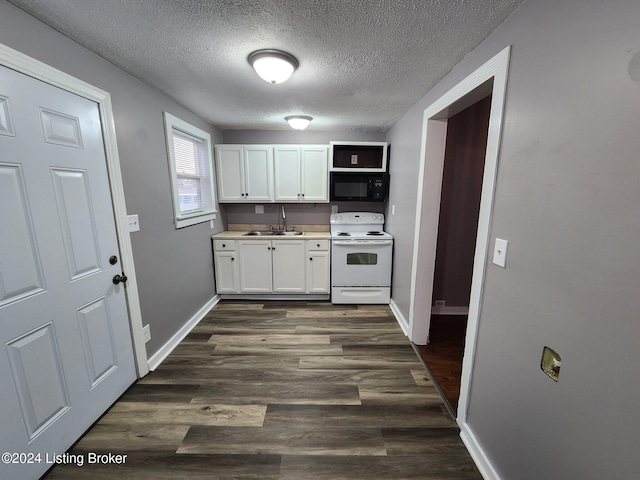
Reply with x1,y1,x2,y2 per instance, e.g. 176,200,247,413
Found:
281,205,287,231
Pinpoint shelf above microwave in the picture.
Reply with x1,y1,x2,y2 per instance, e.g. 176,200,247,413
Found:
329,141,388,172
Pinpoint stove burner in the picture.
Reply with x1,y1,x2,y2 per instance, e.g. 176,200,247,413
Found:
367,231,384,236
337,232,351,236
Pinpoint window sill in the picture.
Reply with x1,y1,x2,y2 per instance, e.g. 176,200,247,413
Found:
175,212,217,229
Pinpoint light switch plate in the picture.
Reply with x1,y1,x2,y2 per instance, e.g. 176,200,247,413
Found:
143,324,151,343
493,238,508,268
127,214,140,232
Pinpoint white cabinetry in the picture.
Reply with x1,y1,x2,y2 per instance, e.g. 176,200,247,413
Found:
274,145,328,202
215,145,273,202
213,240,240,293
272,240,306,293
238,240,273,292
237,239,306,293
214,237,330,296
306,240,330,293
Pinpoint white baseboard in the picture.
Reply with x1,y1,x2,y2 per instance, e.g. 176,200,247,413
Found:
431,305,469,315
460,422,501,480
147,295,220,372
389,299,410,337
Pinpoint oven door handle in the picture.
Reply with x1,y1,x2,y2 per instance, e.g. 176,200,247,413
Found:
332,240,393,246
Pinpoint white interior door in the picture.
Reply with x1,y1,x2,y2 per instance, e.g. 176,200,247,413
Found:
0,65,136,479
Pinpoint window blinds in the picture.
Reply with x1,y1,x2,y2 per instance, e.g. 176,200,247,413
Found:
172,129,205,214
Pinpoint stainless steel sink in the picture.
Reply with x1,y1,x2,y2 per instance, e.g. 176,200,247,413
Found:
243,230,304,236
243,230,275,236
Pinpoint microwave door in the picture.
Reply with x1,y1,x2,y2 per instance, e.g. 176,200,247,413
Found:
334,179,367,200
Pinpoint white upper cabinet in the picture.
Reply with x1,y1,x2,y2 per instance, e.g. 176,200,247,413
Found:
301,146,329,202
244,146,273,202
273,146,301,201
215,145,245,202
274,145,328,203
215,145,273,202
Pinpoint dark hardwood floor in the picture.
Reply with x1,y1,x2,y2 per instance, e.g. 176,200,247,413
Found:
414,315,468,416
45,302,480,479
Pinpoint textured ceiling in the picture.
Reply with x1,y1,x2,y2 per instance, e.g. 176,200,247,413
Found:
8,0,523,132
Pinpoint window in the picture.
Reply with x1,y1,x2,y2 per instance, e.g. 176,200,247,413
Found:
163,112,217,228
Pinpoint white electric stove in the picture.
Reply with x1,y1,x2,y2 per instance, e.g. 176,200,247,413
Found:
330,212,393,304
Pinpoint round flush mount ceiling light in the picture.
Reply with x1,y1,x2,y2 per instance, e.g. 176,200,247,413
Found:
285,115,313,130
248,49,299,84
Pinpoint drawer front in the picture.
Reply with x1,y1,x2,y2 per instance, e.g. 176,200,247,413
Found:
214,239,236,251
307,239,329,251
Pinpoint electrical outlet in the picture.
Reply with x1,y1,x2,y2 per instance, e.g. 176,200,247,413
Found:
435,300,445,307
255,205,264,214
143,324,151,343
331,205,338,214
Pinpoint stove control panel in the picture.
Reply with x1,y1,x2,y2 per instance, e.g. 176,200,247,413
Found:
330,212,385,225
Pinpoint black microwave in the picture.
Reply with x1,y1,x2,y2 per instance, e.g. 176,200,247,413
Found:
330,172,388,202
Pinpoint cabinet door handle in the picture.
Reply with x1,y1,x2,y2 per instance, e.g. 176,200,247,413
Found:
309,257,313,261
231,257,234,261
317,243,320,247
222,243,226,248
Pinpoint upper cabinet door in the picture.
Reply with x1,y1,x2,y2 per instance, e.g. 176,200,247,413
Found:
274,146,302,202
215,144,328,203
215,145,245,202
301,146,329,202
244,146,273,202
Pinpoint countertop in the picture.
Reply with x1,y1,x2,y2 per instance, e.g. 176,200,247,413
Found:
212,230,331,241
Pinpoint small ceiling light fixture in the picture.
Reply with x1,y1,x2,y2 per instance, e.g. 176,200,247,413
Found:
285,115,313,130
248,49,299,84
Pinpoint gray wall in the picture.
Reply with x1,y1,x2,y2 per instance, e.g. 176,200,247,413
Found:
0,1,225,358
386,0,640,478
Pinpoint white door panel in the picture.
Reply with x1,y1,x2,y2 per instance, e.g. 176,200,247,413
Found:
0,65,136,480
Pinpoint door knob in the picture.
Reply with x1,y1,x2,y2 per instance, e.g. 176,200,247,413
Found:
112,273,128,285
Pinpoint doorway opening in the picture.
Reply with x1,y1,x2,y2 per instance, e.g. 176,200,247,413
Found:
417,95,492,415
407,47,511,434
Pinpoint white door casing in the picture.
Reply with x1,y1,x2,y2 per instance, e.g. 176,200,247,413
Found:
408,46,511,480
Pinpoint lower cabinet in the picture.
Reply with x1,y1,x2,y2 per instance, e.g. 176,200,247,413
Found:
271,240,307,293
213,238,329,295
237,240,273,292
306,241,330,293
213,240,239,293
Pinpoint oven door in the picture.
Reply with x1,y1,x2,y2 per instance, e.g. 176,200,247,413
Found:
331,240,393,287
